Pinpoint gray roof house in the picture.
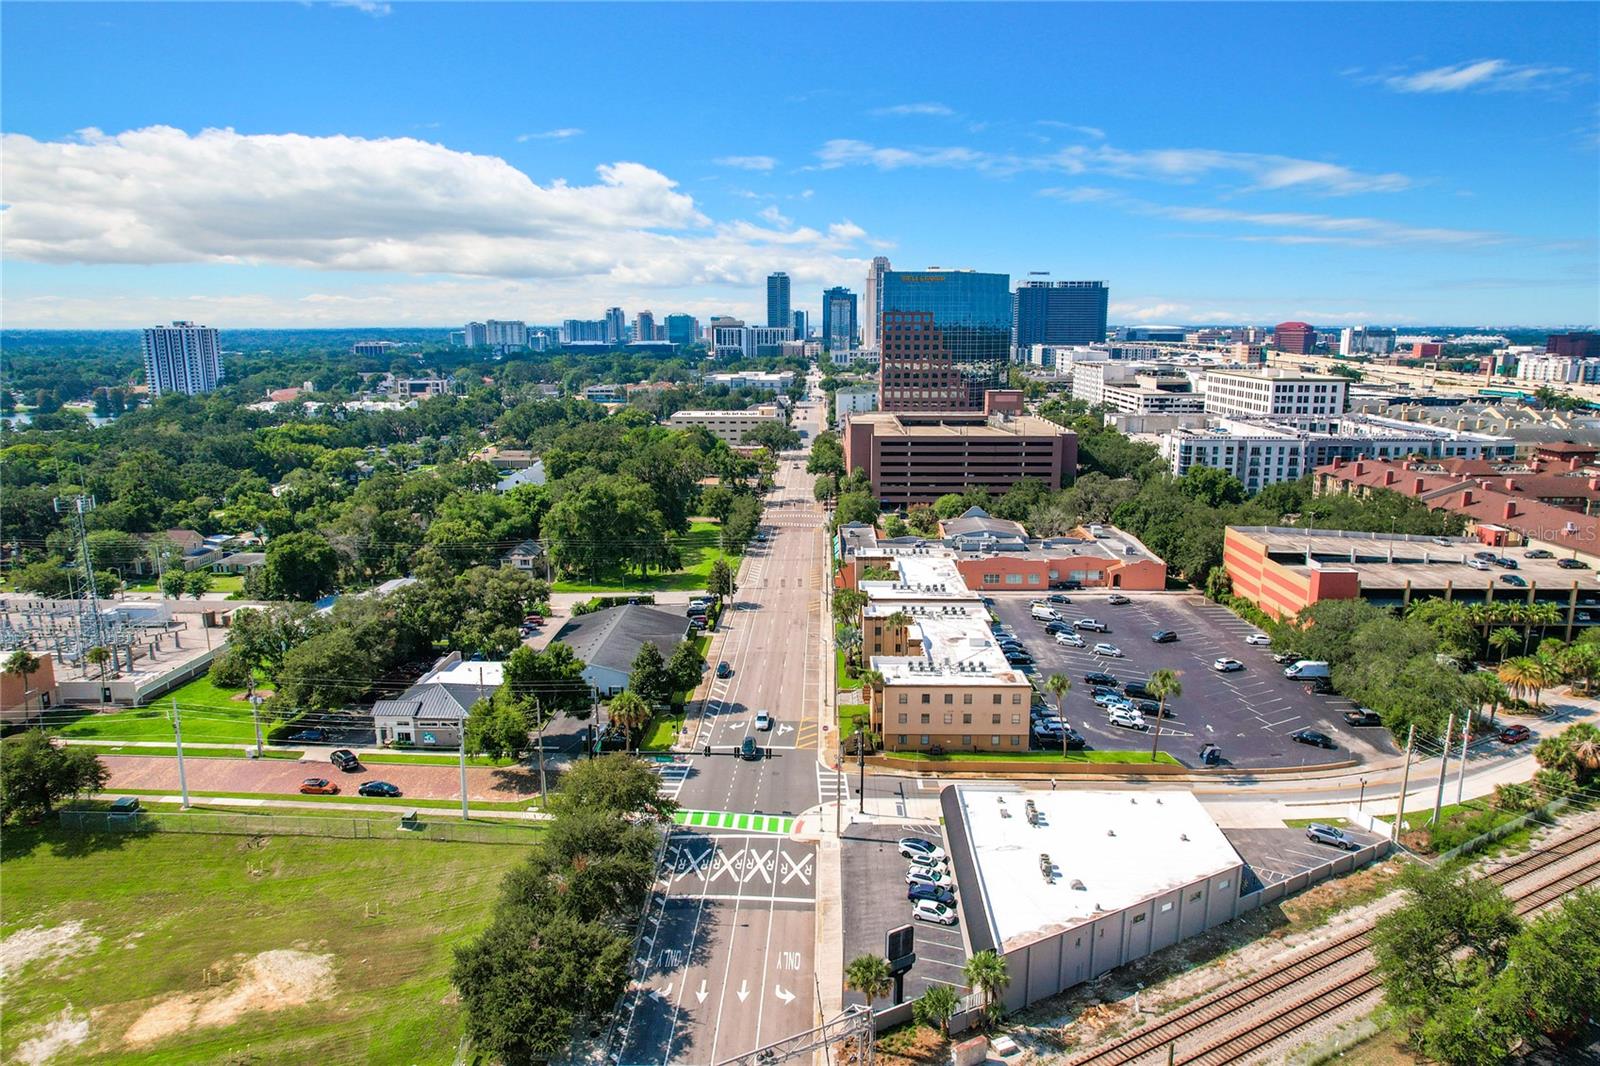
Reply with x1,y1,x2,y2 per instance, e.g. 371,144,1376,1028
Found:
550,605,690,697
940,506,1029,552
371,655,503,748
502,539,546,573
495,460,547,493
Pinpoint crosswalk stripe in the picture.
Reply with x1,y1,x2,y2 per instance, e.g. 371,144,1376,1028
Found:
670,809,795,834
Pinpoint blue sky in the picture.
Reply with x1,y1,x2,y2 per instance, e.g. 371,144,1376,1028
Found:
2,2,1596,329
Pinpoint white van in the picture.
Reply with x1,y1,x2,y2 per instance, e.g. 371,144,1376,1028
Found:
1283,660,1331,680
1030,604,1059,621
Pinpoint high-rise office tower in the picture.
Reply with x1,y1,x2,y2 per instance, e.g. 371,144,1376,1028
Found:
485,319,528,350
822,286,858,351
862,256,891,349
142,321,224,397
635,310,658,342
766,272,791,328
792,310,807,339
1012,280,1109,355
877,269,1011,412
665,313,699,346
1273,321,1316,355
605,307,627,344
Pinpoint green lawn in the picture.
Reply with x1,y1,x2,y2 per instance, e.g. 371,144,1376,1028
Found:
54,675,328,747
836,647,862,690
1285,816,1353,829
361,752,520,768
0,824,529,1064
83,745,305,761
552,519,734,593
102,789,539,813
882,749,1182,765
838,702,869,738
640,713,685,752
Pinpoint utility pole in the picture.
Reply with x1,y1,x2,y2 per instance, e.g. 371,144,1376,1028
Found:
1455,708,1472,805
171,697,190,810
247,677,263,757
55,495,108,651
1392,725,1416,843
1431,713,1455,827
857,725,867,815
462,667,480,821
533,698,548,806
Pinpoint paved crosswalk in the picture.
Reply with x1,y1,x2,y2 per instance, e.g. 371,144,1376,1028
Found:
653,759,692,802
816,765,847,806
671,809,796,834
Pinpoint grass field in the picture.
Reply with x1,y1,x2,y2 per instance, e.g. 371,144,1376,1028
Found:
74,745,305,761
0,824,529,1064
552,520,732,593
882,749,1182,765
837,702,868,738
104,789,539,813
55,678,260,745
835,648,861,690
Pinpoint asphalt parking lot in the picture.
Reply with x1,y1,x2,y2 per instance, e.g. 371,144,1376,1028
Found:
1224,825,1387,888
987,591,1402,770
840,822,969,1006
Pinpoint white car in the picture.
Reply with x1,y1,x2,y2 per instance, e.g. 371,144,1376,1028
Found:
1107,707,1150,731
906,866,952,888
907,850,948,870
1055,631,1086,648
1073,618,1107,632
754,711,773,731
1106,594,1131,605
912,899,958,926
897,837,946,863
1213,658,1245,672
1092,643,1123,657
1244,633,1272,646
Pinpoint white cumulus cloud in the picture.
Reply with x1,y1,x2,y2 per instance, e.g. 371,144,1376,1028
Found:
714,155,778,171
1381,59,1579,94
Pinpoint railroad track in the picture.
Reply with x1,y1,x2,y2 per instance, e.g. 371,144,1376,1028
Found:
1065,821,1600,1066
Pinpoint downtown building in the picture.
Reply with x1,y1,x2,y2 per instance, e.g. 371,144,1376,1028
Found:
861,255,891,349
142,321,224,396
1202,368,1348,418
1272,321,1317,355
877,268,1012,412
710,321,794,360
1338,326,1397,356
842,408,1077,507
664,313,699,345
766,272,791,328
822,286,857,351
1012,280,1109,359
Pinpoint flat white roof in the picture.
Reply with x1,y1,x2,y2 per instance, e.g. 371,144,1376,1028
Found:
955,787,1241,951
422,660,505,687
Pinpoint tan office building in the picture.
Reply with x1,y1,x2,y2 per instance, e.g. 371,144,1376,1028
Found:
842,411,1077,507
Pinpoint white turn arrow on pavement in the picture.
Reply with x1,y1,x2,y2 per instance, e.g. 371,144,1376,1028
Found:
695,980,708,1004
775,985,795,1005
777,723,795,736
736,980,750,1003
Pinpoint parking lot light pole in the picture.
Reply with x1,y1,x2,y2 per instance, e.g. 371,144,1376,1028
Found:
1392,725,1416,843
1358,777,1367,810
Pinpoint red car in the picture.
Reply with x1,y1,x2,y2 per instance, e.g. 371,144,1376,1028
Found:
1498,725,1532,745
299,778,340,795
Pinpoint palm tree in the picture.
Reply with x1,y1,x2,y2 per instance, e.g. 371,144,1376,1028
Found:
84,645,111,682
1042,673,1072,755
1147,669,1182,763
1499,656,1539,707
1564,644,1600,696
1489,626,1519,664
4,649,41,724
913,984,960,1035
1529,654,1564,711
882,609,912,654
606,690,652,751
1524,602,1562,653
963,950,1011,1025
832,588,867,628
844,953,893,1007
835,624,862,670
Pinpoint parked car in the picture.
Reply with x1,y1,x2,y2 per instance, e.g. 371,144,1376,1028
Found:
716,661,733,679
1150,629,1178,644
912,900,958,926
1123,680,1153,699
299,778,339,795
1495,557,1519,570
1272,652,1297,664
1092,643,1124,657
358,781,402,798
287,728,328,743
1303,677,1335,694
1106,594,1131,606
1343,708,1383,726
1055,631,1086,648
1305,823,1359,851
1107,707,1149,731
907,882,956,905
754,711,773,731
1093,691,1131,708
1130,698,1163,716
1526,549,1554,559
1466,558,1493,571
905,866,952,888
1244,633,1272,646
1212,658,1244,672
898,837,946,863
1498,724,1532,744
1044,621,1071,635
1047,594,1073,605
1084,671,1119,686
1073,618,1107,632
1501,575,1527,586
330,749,361,771
1290,729,1337,749
1559,558,1590,569
1473,550,1498,560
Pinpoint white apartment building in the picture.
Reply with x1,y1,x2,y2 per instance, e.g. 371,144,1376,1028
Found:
485,319,528,351
1202,369,1348,419
706,370,795,391
1339,326,1398,357
834,387,879,422
1517,355,1600,384
710,325,794,360
142,321,224,396
463,321,489,347
1072,362,1204,415
830,347,880,368
1162,421,1307,492
664,405,785,444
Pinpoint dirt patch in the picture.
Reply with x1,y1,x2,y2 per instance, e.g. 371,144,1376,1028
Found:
875,1024,950,1066
0,920,102,979
12,1006,91,1065
123,949,336,1047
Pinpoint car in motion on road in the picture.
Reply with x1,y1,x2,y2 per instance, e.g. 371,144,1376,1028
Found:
1055,631,1086,648
1073,618,1107,632
358,781,402,798
1290,728,1337,749
1106,594,1131,606
739,737,761,760
754,710,773,731
287,728,328,743
1092,643,1124,657
912,900,958,926
1151,629,1178,644
1343,708,1383,727
1244,633,1272,646
1498,724,1532,744
715,661,733,679
330,749,361,771
906,882,956,905
898,837,946,863
299,778,339,795
1305,823,1360,850
1212,658,1244,672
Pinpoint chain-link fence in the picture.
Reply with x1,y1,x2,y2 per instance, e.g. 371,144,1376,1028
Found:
59,807,539,845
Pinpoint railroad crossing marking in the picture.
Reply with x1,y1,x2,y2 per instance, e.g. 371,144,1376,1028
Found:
671,809,796,834
780,852,813,886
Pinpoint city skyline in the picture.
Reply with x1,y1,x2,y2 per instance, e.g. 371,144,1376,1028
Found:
1,2,1596,329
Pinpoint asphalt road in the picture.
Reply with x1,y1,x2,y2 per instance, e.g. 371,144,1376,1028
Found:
612,383,830,1065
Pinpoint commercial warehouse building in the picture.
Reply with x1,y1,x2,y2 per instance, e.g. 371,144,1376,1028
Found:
842,410,1078,507
943,786,1244,1012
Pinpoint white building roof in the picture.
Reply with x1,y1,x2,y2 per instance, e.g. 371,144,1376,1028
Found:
421,660,505,687
954,787,1241,951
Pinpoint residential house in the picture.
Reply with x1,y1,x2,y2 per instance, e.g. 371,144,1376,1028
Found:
548,605,691,697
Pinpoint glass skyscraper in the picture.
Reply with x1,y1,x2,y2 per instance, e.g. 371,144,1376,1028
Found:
1012,280,1109,353
766,272,791,328
878,269,1011,411
822,286,857,351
